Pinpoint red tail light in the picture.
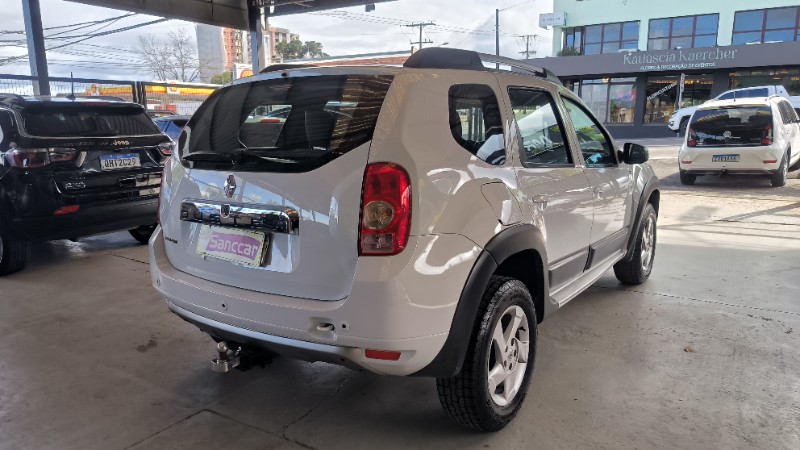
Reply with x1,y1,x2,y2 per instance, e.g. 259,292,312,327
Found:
260,118,282,123
761,124,773,146
7,147,76,168
365,349,402,361
686,127,697,147
359,163,411,256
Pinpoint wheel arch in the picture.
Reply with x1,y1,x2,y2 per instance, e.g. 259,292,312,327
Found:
412,224,549,377
624,177,660,261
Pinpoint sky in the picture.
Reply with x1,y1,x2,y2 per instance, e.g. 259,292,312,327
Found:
0,0,554,81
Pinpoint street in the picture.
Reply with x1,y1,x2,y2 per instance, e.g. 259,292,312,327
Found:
1,145,798,449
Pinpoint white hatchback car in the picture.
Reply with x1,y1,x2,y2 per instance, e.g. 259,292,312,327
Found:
679,96,800,186
150,48,660,431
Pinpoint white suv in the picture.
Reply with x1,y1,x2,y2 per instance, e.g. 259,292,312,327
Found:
150,48,660,432
679,96,800,186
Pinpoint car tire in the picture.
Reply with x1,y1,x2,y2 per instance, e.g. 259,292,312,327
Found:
770,152,788,187
678,117,689,136
0,229,30,276
129,225,156,245
614,203,657,285
436,276,537,432
679,171,696,185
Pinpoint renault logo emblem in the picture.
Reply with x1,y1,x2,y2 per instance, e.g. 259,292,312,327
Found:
224,175,236,198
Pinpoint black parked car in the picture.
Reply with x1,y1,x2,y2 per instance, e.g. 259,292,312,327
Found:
0,94,174,275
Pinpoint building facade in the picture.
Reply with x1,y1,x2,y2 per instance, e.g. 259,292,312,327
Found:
531,0,800,137
195,24,226,82
197,25,301,81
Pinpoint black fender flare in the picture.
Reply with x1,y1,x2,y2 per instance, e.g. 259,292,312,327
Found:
412,224,548,377
623,177,660,261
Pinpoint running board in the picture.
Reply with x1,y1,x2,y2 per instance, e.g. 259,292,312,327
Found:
550,250,625,307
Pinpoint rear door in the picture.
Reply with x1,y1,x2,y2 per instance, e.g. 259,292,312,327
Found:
161,73,395,301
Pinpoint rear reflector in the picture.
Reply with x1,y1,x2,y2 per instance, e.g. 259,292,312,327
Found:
365,349,402,361
53,205,80,215
763,160,777,164
681,160,692,165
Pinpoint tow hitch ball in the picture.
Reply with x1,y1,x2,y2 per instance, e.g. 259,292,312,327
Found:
210,341,240,373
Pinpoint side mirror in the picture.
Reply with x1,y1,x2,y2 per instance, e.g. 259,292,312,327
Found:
622,142,649,164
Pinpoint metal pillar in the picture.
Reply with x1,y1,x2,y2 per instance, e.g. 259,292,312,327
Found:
248,2,265,73
21,0,50,96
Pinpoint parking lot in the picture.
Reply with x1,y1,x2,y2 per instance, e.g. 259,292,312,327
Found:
1,140,799,449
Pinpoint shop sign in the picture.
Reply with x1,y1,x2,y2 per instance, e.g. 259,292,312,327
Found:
624,48,739,72
539,12,566,28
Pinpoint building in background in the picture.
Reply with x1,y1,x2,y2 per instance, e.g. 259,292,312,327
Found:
195,24,226,82
268,26,300,62
197,24,301,81
530,0,800,138
289,50,412,67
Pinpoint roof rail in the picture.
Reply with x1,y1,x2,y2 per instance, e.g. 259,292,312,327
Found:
402,48,561,84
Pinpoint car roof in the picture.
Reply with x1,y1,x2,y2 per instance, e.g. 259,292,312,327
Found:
698,97,776,109
153,115,191,122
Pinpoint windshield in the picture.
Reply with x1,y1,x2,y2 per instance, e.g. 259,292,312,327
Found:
690,106,772,146
22,106,160,137
184,74,394,173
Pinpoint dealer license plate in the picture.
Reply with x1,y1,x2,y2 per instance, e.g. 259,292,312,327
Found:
712,154,739,162
100,153,140,170
197,225,269,267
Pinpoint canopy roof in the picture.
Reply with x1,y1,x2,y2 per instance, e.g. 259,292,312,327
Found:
68,0,394,29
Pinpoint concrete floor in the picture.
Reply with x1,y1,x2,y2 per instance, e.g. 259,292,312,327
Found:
1,156,799,449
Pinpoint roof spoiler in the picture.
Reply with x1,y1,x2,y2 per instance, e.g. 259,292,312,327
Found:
403,48,561,84
259,63,318,73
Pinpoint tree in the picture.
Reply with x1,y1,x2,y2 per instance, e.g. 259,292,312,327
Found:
275,40,330,61
210,71,232,85
134,29,205,82
303,41,328,58
557,46,582,57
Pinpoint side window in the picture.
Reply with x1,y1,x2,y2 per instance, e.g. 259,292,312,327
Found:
448,84,505,165
508,88,572,166
0,111,12,151
561,97,617,166
718,92,734,100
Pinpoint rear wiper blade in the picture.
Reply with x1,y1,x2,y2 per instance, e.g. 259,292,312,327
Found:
54,130,119,137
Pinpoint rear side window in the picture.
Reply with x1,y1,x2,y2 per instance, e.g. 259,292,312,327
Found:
690,106,772,146
22,106,159,137
0,111,12,151
508,88,571,166
448,84,505,165
185,74,394,173
741,88,768,98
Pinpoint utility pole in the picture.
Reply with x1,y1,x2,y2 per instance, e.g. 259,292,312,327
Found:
21,0,50,96
495,9,500,68
404,22,435,50
519,34,538,59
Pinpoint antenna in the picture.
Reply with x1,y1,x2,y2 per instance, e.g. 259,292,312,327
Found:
67,72,76,100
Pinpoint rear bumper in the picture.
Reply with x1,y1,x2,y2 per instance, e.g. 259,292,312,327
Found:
4,198,157,241
149,227,481,376
678,145,783,175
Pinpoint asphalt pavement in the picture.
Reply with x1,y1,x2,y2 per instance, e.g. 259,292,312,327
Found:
1,149,798,449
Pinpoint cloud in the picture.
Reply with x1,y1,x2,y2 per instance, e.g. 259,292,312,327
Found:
0,0,553,79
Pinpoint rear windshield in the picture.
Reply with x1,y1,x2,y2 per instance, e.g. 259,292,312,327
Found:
690,107,772,146
22,106,160,137
183,74,394,173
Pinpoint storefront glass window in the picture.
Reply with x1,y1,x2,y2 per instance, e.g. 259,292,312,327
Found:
565,21,639,55
647,14,718,50
644,74,713,124
576,78,636,124
730,67,800,96
733,7,800,44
